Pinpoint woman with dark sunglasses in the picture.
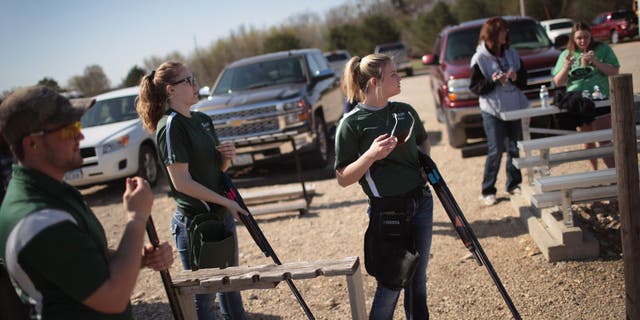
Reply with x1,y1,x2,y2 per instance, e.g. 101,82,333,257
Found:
469,17,529,206
335,53,433,319
137,61,248,320
552,22,620,170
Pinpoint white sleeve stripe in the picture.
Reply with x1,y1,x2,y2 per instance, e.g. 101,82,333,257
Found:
334,110,359,157
364,165,381,197
4,209,78,315
166,112,177,164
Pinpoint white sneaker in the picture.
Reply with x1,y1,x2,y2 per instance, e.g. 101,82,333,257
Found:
508,187,522,196
481,194,496,205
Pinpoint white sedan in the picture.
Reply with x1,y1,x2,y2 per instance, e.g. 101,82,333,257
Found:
64,86,160,187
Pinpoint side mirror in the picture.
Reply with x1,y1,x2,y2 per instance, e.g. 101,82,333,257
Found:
422,54,438,65
313,69,335,81
309,69,335,89
198,86,210,98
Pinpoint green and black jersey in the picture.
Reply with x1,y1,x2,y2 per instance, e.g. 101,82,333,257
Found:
156,109,225,215
0,166,131,319
334,101,428,197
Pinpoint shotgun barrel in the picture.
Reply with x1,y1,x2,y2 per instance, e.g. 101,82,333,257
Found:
223,174,315,320
418,153,521,320
146,216,184,320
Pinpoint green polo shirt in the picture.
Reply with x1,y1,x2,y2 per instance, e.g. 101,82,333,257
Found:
552,42,620,96
157,109,225,215
334,101,428,197
0,165,132,320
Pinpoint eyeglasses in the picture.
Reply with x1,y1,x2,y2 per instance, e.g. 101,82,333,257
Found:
171,75,197,87
30,121,82,140
389,112,415,145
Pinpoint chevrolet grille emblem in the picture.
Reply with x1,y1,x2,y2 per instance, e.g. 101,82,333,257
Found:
228,119,245,127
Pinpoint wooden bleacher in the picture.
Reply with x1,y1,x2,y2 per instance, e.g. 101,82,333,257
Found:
171,256,366,319
242,184,315,216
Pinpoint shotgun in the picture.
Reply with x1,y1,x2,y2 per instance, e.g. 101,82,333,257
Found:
418,152,522,320
146,216,184,320
222,173,315,320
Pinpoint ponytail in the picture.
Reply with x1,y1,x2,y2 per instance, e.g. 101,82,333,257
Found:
136,61,183,132
342,54,391,105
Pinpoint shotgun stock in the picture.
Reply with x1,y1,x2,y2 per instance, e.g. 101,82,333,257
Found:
146,216,184,320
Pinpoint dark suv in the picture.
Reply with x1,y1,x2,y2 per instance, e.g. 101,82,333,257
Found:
192,49,343,168
422,16,561,147
591,10,639,44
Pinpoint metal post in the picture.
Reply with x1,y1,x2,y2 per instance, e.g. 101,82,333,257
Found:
289,135,310,208
561,189,573,227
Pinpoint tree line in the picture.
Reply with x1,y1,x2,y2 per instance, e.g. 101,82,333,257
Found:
5,0,633,99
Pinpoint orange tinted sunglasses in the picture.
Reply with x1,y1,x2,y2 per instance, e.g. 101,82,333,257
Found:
30,121,82,140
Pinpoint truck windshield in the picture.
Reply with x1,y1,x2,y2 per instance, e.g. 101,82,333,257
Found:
213,57,307,94
444,20,552,63
81,95,139,128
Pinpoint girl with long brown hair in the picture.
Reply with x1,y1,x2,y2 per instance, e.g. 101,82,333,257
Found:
552,22,620,169
137,61,248,320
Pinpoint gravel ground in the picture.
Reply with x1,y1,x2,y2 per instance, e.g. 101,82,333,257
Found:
83,41,640,319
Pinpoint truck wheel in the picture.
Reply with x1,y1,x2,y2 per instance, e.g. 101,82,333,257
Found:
447,124,466,148
610,30,619,44
138,145,159,187
305,117,329,168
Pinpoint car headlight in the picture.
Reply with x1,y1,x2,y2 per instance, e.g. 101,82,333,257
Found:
447,78,477,101
102,135,130,154
283,99,309,125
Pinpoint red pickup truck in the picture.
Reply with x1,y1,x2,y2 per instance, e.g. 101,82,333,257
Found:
591,10,639,44
422,16,562,148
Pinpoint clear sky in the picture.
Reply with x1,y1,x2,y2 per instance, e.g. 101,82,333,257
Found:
0,0,346,93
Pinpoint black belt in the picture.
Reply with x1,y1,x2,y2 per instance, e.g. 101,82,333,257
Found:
401,185,428,200
371,184,427,202
176,203,224,219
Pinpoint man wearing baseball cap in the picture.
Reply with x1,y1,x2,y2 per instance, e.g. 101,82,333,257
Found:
0,86,173,319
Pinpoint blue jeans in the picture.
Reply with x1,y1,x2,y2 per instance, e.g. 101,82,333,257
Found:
170,210,247,320
369,190,434,320
481,112,522,196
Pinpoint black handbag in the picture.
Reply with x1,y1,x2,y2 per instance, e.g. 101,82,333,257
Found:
553,91,597,129
188,210,235,271
364,197,419,290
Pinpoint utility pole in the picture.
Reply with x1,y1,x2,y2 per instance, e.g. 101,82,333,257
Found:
519,0,525,16
610,74,640,320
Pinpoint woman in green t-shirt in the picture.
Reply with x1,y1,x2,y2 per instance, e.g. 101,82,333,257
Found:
552,22,620,169
137,61,248,320
335,54,433,319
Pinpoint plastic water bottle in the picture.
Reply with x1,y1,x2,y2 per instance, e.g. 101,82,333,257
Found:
539,85,550,108
591,85,605,100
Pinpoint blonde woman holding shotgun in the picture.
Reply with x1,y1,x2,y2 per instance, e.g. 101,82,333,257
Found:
334,53,433,319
